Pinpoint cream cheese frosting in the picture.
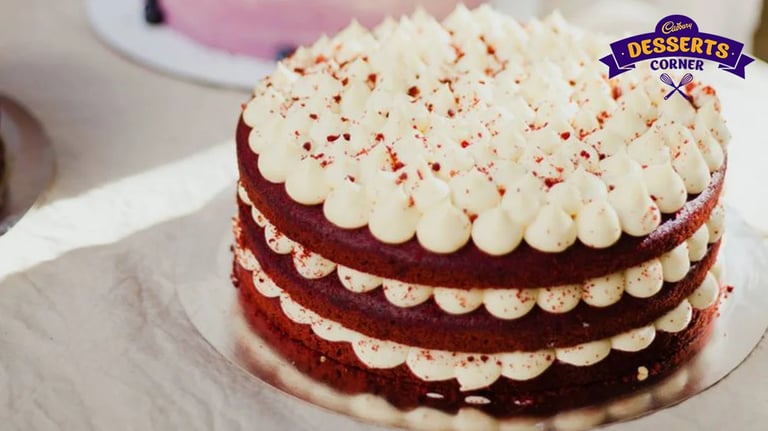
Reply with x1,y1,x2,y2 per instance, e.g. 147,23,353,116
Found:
239,183,724,318
242,5,730,255
243,251,719,391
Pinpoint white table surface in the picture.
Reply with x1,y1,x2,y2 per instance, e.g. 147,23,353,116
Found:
0,1,766,430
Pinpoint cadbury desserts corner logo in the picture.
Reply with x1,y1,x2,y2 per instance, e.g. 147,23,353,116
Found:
600,15,753,99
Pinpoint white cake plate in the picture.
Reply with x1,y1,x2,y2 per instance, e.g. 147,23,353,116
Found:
0,96,56,236
176,189,768,431
86,0,274,90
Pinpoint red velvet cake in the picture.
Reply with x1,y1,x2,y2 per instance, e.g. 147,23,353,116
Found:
231,5,730,419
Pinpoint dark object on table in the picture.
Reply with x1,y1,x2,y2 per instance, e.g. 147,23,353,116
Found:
144,0,165,25
755,0,768,60
0,135,5,211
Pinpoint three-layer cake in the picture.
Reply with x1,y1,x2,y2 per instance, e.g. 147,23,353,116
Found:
231,6,728,416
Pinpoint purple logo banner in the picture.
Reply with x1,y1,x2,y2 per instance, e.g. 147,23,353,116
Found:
600,15,754,78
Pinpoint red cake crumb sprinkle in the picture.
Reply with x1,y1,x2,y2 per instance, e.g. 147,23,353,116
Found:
447,109,456,118
451,43,465,63
309,113,318,120
326,134,340,142
460,140,470,148
293,67,306,75
431,162,441,172
302,142,312,151
332,94,342,103
375,133,385,142
407,86,420,98
314,55,327,64
343,133,351,141
723,285,735,300
560,131,571,140
386,146,405,171
544,177,562,188
366,73,378,87
612,86,622,100
579,150,591,159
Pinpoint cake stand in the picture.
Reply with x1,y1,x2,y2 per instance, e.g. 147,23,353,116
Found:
86,0,274,91
176,187,768,431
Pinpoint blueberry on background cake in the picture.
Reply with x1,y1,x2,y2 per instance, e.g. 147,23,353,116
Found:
231,5,729,418
143,0,165,25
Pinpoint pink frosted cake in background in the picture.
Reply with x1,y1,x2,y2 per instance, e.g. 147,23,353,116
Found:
144,0,484,59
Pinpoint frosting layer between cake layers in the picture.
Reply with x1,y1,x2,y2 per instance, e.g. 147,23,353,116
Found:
238,182,724,318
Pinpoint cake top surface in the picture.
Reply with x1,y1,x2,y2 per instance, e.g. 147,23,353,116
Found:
241,5,729,255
